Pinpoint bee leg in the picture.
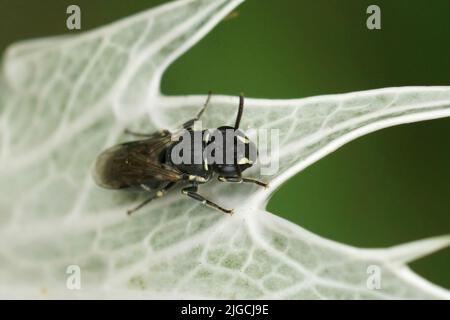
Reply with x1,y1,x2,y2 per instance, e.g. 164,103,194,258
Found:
124,129,170,138
218,176,268,188
181,184,233,215
126,196,155,215
218,176,242,183
126,187,165,215
182,91,212,129
242,177,268,188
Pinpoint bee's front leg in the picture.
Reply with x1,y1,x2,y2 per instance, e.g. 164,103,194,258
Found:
181,184,233,215
218,176,268,188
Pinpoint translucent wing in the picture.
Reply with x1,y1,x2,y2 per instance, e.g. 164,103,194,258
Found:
93,131,183,189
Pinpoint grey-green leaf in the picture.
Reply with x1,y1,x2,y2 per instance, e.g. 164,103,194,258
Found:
0,0,449,299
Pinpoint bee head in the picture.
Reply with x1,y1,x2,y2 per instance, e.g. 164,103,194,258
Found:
207,126,257,177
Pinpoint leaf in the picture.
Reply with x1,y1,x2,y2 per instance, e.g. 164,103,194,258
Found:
0,0,449,299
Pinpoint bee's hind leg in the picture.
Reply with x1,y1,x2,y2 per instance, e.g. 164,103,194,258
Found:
126,184,168,215
182,91,212,129
124,129,170,138
126,195,157,215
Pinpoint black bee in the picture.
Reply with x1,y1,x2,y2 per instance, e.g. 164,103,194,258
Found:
93,93,267,215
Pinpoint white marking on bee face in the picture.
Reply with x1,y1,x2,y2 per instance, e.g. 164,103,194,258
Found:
203,132,210,143
204,158,209,171
237,136,250,144
237,157,253,165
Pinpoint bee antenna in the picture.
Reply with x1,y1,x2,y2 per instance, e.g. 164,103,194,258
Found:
234,94,244,130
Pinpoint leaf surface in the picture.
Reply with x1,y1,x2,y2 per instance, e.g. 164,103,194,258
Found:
0,0,449,299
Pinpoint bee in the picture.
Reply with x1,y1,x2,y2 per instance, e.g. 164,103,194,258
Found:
93,92,267,215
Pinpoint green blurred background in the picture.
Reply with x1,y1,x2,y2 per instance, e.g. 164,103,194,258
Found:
1,0,449,290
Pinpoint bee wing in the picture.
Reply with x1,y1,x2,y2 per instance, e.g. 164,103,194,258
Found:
93,132,183,189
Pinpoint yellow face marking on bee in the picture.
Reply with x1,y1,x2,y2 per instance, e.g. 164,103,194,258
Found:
237,136,250,144
156,191,163,197
238,157,253,165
